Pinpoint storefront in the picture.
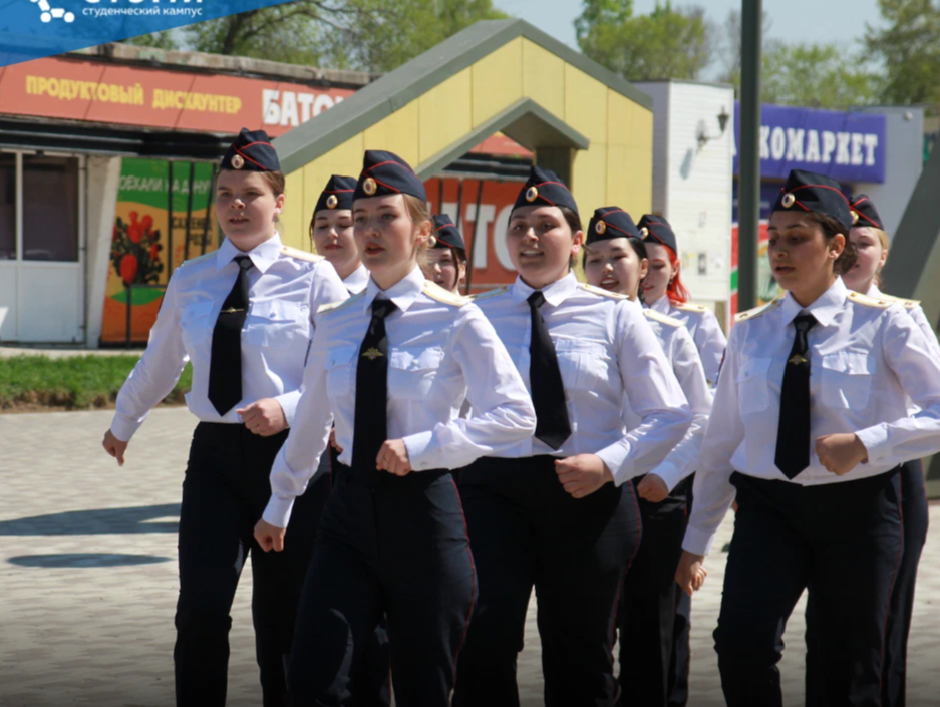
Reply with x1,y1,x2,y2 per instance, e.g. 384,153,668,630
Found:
0,45,369,345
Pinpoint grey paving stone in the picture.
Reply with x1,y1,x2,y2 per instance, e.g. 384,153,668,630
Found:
1,408,938,706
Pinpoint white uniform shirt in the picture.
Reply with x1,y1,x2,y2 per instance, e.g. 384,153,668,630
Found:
473,272,692,486
263,265,536,527
648,295,727,387
867,284,940,357
342,264,369,294
684,277,940,556
625,310,712,492
110,234,348,441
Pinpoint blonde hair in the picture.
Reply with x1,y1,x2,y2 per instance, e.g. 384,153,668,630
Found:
403,194,433,267
872,227,889,288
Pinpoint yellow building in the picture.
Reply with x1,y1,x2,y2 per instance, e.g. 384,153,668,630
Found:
273,18,654,265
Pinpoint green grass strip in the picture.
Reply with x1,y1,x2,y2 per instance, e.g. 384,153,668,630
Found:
0,355,192,410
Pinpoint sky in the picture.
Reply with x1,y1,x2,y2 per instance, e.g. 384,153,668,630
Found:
495,0,885,78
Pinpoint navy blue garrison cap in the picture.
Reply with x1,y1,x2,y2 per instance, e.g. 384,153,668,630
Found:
587,207,642,245
353,150,427,202
315,175,357,215
772,169,853,232
222,128,280,171
512,165,579,216
432,215,465,252
850,194,883,230
638,214,678,254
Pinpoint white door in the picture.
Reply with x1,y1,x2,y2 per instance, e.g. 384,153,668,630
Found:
0,151,85,344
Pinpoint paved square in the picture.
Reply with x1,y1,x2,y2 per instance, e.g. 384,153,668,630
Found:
1,408,938,706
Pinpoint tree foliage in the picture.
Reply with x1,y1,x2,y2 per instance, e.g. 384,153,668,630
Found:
717,10,878,110
575,0,713,82
864,0,940,111
123,0,508,72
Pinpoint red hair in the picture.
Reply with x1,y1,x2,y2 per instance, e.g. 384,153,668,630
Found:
665,248,691,305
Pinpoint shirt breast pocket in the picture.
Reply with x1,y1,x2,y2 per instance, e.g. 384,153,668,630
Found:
736,357,773,414
180,300,214,349
389,347,445,400
821,351,875,409
553,338,613,391
246,300,309,348
326,346,357,398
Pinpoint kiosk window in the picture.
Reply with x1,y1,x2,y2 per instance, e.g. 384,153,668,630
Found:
23,156,79,262
0,154,14,260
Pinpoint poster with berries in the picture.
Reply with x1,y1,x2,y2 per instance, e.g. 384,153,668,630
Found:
100,158,220,344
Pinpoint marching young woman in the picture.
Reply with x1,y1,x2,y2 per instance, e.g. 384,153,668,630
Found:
583,207,712,707
639,214,727,388
424,214,468,295
452,168,692,707
253,150,536,706
637,213,726,707
310,174,369,294
309,174,390,707
101,129,348,707
676,169,940,707
804,194,939,707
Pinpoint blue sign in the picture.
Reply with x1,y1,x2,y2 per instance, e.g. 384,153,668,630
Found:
0,0,294,68
733,103,887,184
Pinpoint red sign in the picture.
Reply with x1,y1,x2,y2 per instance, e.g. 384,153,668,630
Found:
426,178,521,291
0,56,352,136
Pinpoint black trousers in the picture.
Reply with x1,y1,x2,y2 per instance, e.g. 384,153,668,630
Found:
714,469,903,707
174,422,324,707
617,475,691,707
288,462,475,706
804,458,929,707
452,455,641,707
667,475,694,707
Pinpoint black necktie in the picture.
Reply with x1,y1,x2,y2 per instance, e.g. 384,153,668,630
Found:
208,255,253,415
774,313,818,479
528,291,572,450
352,298,398,470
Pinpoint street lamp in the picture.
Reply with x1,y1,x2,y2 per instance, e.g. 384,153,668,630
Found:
696,106,730,149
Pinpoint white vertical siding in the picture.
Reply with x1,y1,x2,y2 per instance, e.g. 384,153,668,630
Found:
635,82,670,216
661,82,734,312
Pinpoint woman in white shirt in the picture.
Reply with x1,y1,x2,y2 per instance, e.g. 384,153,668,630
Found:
638,214,727,388
310,174,369,294
583,207,711,707
676,169,940,707
101,129,348,707
803,193,938,707
253,150,536,706
452,168,692,707
423,214,468,295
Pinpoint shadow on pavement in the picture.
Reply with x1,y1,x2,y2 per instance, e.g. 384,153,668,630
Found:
7,553,171,568
0,503,181,536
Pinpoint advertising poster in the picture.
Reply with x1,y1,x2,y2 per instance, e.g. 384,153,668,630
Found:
101,158,219,344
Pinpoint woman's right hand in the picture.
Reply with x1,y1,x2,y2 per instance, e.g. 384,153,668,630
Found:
102,429,129,466
330,427,342,453
676,550,707,597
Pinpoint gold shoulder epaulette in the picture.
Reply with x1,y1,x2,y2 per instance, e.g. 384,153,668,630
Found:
471,285,510,302
180,252,215,267
644,308,684,328
848,291,893,309
734,299,781,322
423,280,469,306
675,302,709,313
580,283,627,300
281,246,324,263
876,292,921,310
318,290,364,316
